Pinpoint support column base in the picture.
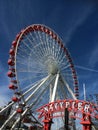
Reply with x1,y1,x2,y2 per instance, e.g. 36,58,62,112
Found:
80,121,91,130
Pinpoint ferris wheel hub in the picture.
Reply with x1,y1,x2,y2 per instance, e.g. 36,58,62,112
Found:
45,57,58,75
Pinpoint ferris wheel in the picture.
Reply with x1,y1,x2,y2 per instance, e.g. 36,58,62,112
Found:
1,24,79,129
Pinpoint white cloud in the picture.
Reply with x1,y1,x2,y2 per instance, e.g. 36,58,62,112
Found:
64,4,95,44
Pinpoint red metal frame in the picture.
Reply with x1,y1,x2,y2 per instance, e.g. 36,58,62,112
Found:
80,114,91,130
37,99,98,130
80,112,91,129
43,117,52,130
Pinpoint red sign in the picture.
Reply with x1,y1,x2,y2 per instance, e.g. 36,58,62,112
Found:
37,99,98,119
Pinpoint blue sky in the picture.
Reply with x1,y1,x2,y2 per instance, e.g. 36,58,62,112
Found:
0,0,98,105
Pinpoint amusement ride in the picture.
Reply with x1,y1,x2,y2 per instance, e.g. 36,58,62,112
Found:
0,24,98,130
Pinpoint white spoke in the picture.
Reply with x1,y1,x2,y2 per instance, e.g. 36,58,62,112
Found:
0,102,14,114
60,74,77,100
51,73,59,102
25,75,51,103
21,76,47,97
11,76,55,129
1,111,17,130
11,108,28,130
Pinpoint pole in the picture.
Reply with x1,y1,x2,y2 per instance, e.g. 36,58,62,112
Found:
83,83,86,101
64,108,69,130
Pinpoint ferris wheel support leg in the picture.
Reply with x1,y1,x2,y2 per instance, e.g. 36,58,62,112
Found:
92,125,96,130
0,101,14,114
22,77,47,97
11,108,28,130
60,75,77,100
49,84,53,102
0,111,17,130
51,73,59,102
25,75,51,103
11,76,55,129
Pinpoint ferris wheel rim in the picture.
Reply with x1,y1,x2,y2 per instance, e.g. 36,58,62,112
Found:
8,24,79,99
6,24,80,129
